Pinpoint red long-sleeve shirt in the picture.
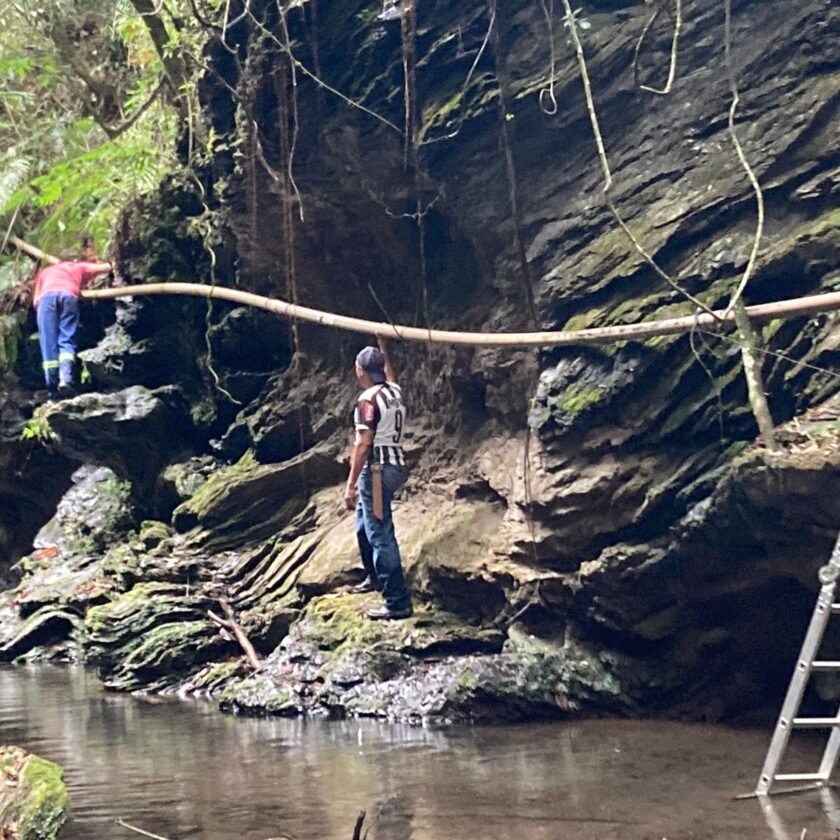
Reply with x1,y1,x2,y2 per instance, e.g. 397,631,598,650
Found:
33,261,111,307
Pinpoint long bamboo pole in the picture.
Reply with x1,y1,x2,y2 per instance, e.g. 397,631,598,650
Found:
7,235,840,347
81,282,840,347
9,236,58,265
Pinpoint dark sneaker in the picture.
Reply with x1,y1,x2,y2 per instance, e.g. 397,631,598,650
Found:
58,382,75,397
367,605,413,621
351,576,377,594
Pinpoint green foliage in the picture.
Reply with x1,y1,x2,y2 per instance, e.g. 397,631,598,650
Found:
0,151,31,211
20,409,55,443
7,130,176,248
0,0,186,257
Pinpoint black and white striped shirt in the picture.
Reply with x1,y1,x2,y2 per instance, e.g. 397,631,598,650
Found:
354,382,407,466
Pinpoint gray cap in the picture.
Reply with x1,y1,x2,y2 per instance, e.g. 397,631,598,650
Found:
356,346,386,384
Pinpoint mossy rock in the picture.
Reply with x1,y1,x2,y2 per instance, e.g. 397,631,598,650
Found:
33,466,135,559
219,675,303,717
85,581,197,637
554,381,606,417
0,747,69,840
532,353,637,433
299,592,504,659
187,660,248,693
0,606,82,662
138,520,172,550
84,581,229,689
156,457,216,512
172,447,344,550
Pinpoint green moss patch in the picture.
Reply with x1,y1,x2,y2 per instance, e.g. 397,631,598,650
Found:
0,747,69,840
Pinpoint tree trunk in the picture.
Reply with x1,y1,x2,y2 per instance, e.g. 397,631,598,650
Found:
129,0,189,102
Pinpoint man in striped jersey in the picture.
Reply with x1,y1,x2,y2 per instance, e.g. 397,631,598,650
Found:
343,337,413,620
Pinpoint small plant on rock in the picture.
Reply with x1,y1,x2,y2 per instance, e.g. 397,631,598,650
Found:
20,408,54,443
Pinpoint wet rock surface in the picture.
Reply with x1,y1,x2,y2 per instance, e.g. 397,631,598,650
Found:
1,0,840,725
0,384,75,576
34,466,135,557
2,427,839,722
220,592,601,723
43,386,191,491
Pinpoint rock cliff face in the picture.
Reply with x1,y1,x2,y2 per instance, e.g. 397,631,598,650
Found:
2,0,840,723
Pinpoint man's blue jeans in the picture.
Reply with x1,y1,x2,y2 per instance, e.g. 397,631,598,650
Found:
37,292,80,389
355,463,411,611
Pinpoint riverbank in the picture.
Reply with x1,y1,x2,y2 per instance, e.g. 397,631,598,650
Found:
3,411,840,725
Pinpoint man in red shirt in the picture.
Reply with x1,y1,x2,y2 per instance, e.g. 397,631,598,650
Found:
32,253,111,396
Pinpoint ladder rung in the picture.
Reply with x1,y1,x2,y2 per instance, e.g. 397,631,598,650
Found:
792,718,840,728
812,661,840,671
831,604,840,612
774,773,827,782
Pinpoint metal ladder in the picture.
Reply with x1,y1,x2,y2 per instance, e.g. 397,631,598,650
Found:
756,532,840,795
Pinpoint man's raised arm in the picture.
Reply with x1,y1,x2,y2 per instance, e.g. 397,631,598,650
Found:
78,261,113,289
79,261,112,278
378,336,397,383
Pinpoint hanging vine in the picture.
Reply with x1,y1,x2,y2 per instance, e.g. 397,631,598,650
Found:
537,0,558,115
421,7,496,146
556,0,776,447
557,0,716,317
275,3,309,469
272,48,301,357
722,0,774,447
721,0,765,318
187,172,242,406
277,3,304,224
633,0,682,95
487,0,543,572
400,0,420,171
226,14,267,292
488,0,538,329
239,4,401,133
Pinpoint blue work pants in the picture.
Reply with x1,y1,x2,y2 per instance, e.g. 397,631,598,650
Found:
37,292,80,390
355,464,411,611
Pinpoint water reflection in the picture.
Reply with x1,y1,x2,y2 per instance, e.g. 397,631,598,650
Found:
761,787,840,840
1,664,839,839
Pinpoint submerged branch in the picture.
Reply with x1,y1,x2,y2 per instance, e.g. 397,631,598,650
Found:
116,818,173,840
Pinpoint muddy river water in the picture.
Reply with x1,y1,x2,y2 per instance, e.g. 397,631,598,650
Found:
1,664,838,839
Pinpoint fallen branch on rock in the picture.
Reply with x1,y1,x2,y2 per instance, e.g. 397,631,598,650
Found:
208,597,262,671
